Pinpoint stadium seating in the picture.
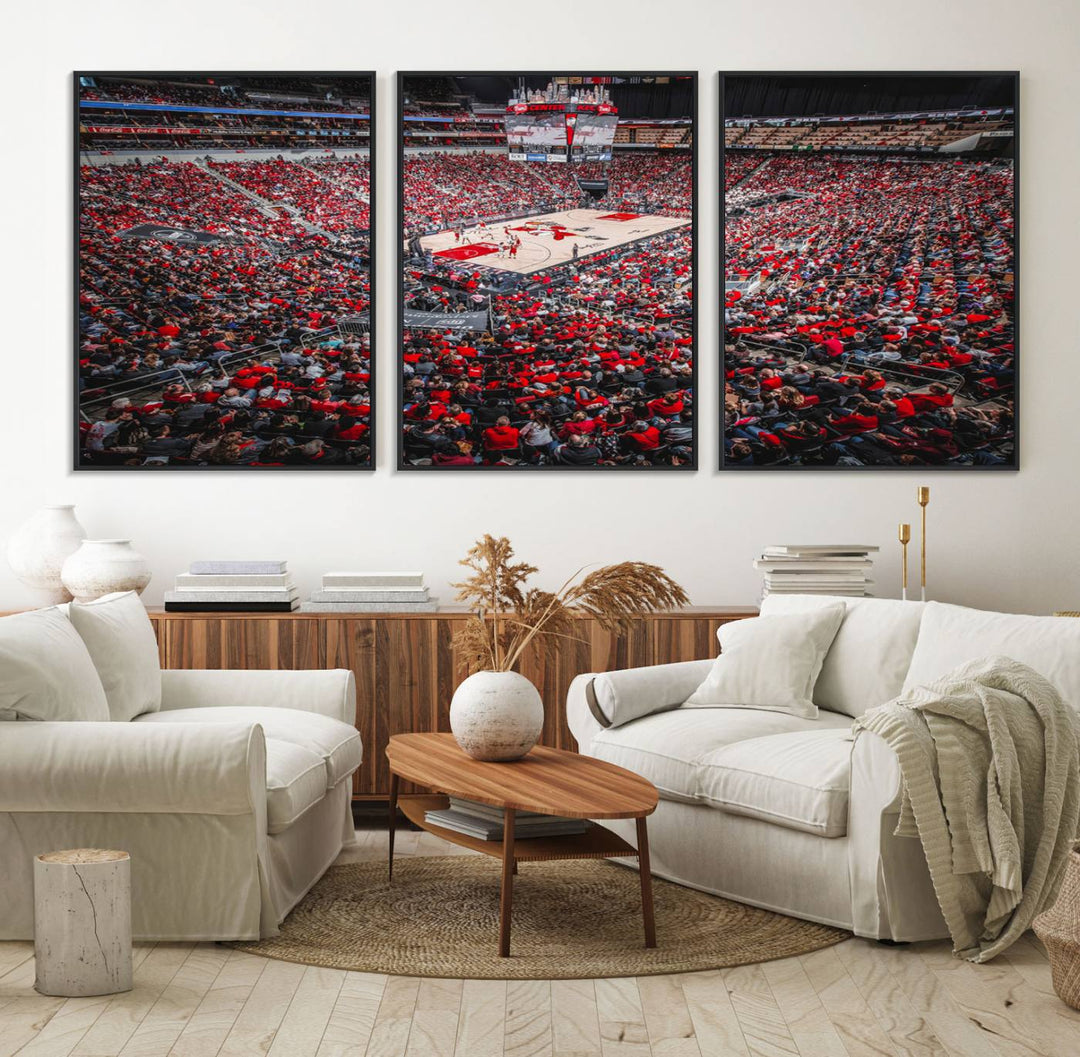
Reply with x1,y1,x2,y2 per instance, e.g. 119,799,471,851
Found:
401,149,693,467
723,151,1014,465
78,157,372,467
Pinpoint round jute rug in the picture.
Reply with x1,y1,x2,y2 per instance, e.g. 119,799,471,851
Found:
232,856,849,979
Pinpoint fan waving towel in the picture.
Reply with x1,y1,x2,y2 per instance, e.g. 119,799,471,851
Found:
855,656,1080,962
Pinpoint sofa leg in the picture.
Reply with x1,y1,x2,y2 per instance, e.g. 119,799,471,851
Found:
877,938,910,946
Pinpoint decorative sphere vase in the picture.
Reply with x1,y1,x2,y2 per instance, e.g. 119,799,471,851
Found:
449,670,544,762
6,505,87,605
61,540,152,603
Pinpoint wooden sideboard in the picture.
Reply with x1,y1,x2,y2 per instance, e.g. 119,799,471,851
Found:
141,607,756,799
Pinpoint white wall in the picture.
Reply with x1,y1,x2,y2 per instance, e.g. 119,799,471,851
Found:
2,0,1077,615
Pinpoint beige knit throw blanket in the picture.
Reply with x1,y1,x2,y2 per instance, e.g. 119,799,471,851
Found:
855,656,1080,962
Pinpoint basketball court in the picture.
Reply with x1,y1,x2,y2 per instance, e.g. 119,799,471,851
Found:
413,208,690,276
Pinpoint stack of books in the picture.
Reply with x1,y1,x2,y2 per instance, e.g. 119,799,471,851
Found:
424,797,588,841
753,545,878,598
299,571,437,613
164,560,298,612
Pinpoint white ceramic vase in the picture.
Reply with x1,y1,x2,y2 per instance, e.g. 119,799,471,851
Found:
449,670,544,762
6,505,87,605
61,540,152,603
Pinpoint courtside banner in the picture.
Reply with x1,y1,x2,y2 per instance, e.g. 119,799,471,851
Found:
402,309,488,332
119,223,222,245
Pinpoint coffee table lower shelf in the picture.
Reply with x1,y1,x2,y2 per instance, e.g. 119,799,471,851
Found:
398,795,637,861
390,793,656,957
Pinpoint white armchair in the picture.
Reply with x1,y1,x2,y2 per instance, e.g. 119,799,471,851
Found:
0,599,361,942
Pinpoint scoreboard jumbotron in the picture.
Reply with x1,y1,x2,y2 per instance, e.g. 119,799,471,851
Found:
505,101,618,164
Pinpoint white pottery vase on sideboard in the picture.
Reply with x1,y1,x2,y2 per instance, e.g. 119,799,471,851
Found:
6,505,87,605
61,540,152,603
449,670,544,762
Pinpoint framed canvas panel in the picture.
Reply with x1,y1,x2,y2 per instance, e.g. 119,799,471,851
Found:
398,72,697,470
75,71,375,470
721,71,1018,470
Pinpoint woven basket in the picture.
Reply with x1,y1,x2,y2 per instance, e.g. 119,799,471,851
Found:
1034,848,1080,1009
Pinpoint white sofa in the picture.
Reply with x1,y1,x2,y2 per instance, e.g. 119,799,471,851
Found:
0,595,361,941
568,596,1080,941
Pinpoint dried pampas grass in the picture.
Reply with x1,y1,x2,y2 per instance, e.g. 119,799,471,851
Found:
453,534,688,673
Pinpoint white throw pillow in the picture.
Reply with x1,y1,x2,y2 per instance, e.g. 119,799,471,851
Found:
0,608,110,721
903,601,1080,713
760,594,925,716
68,592,162,722
684,605,845,718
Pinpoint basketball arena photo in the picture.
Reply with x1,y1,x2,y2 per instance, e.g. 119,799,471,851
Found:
723,72,1017,469
76,72,374,469
399,73,696,469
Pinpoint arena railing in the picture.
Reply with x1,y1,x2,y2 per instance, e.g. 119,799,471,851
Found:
836,354,965,394
79,327,341,418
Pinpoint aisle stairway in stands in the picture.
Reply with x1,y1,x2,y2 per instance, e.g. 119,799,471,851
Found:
194,159,337,241
725,154,773,195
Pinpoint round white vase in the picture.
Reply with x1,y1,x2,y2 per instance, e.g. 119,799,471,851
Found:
6,505,87,605
61,540,152,603
449,670,544,762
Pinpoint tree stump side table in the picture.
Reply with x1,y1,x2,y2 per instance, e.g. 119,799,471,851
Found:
1034,848,1080,1010
34,849,133,997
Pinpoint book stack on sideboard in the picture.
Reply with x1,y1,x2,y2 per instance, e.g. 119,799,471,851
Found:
300,571,437,613
164,560,298,612
753,544,878,599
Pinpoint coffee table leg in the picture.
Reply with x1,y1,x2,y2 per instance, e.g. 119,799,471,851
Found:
636,816,657,948
499,808,515,957
388,772,399,884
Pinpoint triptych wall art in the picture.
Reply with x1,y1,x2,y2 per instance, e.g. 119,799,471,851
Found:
74,70,1017,472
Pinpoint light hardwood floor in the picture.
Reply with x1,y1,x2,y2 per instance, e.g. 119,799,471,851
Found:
2,825,1078,1057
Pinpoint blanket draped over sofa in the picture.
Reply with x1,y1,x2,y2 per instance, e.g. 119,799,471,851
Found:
856,656,1080,962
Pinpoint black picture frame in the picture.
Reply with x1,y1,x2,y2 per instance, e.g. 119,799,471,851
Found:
74,70,377,472
719,70,1020,472
397,70,698,471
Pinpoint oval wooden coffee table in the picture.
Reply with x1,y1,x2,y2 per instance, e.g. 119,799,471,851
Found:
386,732,659,958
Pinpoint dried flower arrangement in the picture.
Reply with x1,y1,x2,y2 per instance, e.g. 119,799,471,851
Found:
453,534,689,673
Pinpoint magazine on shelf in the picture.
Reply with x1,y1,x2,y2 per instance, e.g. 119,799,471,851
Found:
424,808,588,841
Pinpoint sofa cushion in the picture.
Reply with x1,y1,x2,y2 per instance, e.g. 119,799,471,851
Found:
589,706,852,804
136,705,362,788
903,602,1080,711
684,606,845,718
68,592,162,721
589,659,714,729
761,594,925,717
0,608,109,722
698,729,854,837
265,739,328,833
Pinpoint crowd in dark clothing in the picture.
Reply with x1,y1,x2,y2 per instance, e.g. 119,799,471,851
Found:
724,153,1015,466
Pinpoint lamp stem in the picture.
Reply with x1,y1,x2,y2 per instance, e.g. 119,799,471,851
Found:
920,504,927,602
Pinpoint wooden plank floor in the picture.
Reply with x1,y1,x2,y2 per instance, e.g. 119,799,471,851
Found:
3,826,1078,1057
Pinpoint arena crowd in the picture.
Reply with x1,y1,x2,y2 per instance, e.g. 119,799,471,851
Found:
78,156,372,467
401,150,694,467
723,152,1014,466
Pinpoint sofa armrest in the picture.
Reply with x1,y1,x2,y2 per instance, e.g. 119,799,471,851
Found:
567,659,714,748
567,674,606,750
847,728,945,940
160,668,356,725
0,721,265,816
